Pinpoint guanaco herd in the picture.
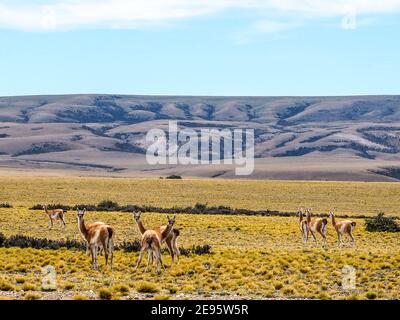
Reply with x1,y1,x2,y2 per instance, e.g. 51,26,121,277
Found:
297,208,356,247
40,205,356,271
42,204,180,272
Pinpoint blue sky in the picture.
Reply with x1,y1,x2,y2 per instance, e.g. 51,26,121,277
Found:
0,1,400,97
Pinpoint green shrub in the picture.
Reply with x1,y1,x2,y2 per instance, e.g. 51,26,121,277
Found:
365,213,399,232
194,203,208,212
97,200,119,210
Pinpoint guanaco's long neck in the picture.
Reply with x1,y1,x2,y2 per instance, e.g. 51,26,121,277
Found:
136,219,147,234
161,223,173,240
331,214,336,227
299,214,303,224
306,213,311,224
78,217,89,240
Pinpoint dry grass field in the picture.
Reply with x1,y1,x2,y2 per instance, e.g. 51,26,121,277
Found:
0,176,400,215
0,176,399,300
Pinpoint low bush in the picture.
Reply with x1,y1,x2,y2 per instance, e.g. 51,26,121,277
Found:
165,175,182,179
0,233,86,250
365,213,399,232
30,203,69,211
118,240,141,252
29,200,383,219
97,200,119,211
0,232,211,255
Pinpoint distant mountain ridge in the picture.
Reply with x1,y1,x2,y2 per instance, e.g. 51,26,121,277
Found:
0,94,399,180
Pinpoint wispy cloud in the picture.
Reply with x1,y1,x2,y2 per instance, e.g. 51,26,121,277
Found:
233,19,300,44
0,0,400,31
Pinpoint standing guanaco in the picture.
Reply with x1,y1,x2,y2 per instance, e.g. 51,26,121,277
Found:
306,208,328,246
42,204,66,229
297,208,309,244
329,210,356,246
77,208,115,270
135,215,176,273
133,211,180,265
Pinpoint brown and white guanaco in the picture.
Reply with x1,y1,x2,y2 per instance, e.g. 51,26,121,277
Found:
329,210,356,247
297,208,309,244
306,208,328,246
42,204,66,229
77,208,115,270
135,215,176,273
133,211,180,265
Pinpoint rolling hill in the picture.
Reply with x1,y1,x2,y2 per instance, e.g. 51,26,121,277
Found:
0,94,399,181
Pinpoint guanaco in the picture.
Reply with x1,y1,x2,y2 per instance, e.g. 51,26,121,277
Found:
135,215,176,273
329,210,356,246
77,208,115,270
297,208,309,244
306,208,328,246
42,204,66,229
133,211,180,265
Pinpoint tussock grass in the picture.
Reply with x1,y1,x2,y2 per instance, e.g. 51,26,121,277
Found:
98,288,113,300
136,281,159,293
24,293,42,300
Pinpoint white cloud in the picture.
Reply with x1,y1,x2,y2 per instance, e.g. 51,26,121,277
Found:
233,19,300,44
253,20,297,33
0,0,400,31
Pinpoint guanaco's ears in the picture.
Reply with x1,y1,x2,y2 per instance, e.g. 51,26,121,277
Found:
167,214,176,222
133,211,141,218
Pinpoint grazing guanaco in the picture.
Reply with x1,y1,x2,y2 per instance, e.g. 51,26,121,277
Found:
297,208,309,244
306,208,328,246
329,210,356,247
133,211,180,265
77,208,115,270
135,215,176,273
42,204,66,229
